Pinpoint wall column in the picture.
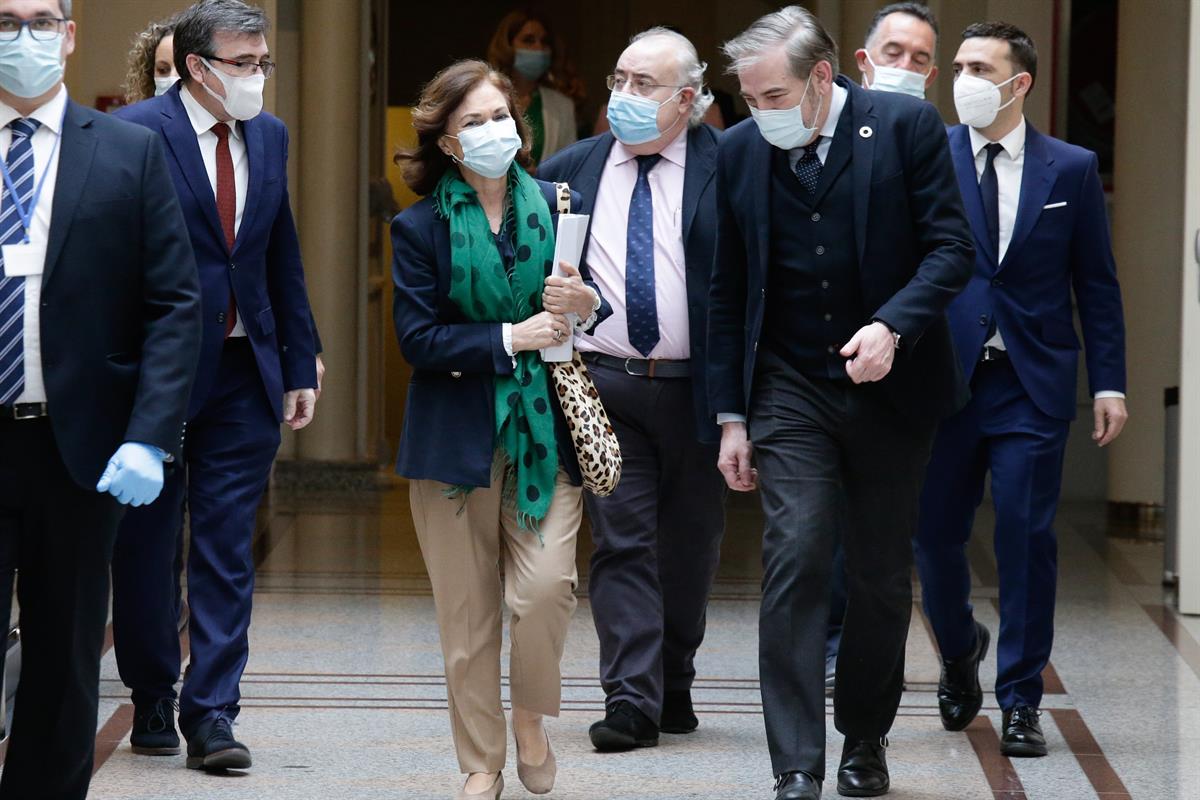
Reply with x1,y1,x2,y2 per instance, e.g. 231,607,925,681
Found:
293,0,364,462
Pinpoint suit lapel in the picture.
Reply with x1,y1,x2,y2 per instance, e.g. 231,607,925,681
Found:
681,126,716,247
848,82,876,266
160,86,226,250
1000,124,1057,271
235,116,265,256
949,125,996,267
43,100,96,288
576,134,614,217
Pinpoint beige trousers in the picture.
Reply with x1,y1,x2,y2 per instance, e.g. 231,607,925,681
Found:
410,463,581,773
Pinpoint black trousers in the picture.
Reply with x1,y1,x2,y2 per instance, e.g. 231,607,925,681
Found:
0,418,124,800
749,351,935,779
584,362,726,723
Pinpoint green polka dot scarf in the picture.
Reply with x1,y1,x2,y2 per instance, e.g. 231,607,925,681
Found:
433,163,559,529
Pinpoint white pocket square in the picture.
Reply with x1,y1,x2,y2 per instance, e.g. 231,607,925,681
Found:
1043,201,1068,209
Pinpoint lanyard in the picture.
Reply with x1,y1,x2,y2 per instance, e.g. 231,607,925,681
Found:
0,106,66,245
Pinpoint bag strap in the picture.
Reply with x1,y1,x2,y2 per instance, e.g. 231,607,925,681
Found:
554,182,571,215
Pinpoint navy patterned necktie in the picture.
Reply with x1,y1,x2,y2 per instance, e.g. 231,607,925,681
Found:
625,153,661,357
0,118,42,405
980,142,1004,258
794,137,823,194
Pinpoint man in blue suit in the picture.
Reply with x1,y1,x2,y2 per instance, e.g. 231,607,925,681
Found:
538,27,725,752
709,8,973,798
111,0,318,772
915,21,1127,758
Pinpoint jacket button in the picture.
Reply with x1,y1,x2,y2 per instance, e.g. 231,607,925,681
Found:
979,314,988,326
230,262,237,270
821,280,830,290
811,212,821,222
216,312,226,324
753,340,758,352
824,313,832,322
815,245,826,255
451,371,462,378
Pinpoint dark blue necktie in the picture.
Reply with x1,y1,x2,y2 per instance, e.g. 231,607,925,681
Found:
794,137,823,193
0,118,41,405
980,142,1003,259
626,153,661,357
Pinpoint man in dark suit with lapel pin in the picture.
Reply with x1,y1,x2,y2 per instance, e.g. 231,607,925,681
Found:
0,0,201,796
111,0,318,773
915,21,1127,759
538,27,725,752
708,7,973,798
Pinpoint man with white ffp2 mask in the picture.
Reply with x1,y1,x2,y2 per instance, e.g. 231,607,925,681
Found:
915,20,1127,762
112,0,321,774
855,2,939,100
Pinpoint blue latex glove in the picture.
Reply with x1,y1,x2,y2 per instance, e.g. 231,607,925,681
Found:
96,442,166,507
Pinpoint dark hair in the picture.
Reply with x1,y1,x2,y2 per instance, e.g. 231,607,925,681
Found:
172,0,270,84
865,3,938,48
394,59,534,197
962,20,1037,88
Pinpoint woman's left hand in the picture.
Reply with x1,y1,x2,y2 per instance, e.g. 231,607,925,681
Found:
543,262,596,319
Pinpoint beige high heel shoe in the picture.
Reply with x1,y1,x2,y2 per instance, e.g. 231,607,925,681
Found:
516,731,556,795
456,771,503,800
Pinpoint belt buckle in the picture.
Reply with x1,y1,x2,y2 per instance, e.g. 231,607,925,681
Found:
12,403,42,420
623,357,638,377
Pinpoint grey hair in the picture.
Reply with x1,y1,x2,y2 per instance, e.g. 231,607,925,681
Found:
722,5,839,80
630,26,714,128
172,0,270,84
58,0,71,18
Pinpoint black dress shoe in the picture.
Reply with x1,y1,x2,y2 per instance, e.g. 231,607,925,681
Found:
588,700,659,752
938,621,991,732
1000,706,1047,757
131,697,181,756
660,690,698,734
774,771,821,800
837,737,889,797
185,716,252,771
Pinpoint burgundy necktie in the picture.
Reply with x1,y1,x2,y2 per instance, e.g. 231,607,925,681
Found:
212,123,237,337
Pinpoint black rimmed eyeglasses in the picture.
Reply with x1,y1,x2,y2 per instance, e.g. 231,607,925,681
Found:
202,54,276,80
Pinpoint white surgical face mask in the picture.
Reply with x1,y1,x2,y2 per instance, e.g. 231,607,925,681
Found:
200,57,265,121
154,75,178,96
749,74,823,151
953,72,1021,129
862,51,929,100
451,117,522,179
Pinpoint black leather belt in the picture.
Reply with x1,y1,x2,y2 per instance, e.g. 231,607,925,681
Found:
582,352,691,379
980,346,1009,363
0,402,48,420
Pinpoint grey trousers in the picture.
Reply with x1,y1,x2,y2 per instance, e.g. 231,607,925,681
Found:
584,362,726,724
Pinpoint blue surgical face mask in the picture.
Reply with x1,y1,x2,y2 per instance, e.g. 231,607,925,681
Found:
0,28,64,99
606,88,682,146
450,117,522,179
749,74,823,150
513,48,551,82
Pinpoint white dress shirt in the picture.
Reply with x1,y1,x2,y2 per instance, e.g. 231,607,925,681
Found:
577,125,690,360
970,117,1122,400
0,86,67,405
180,84,248,337
717,85,848,425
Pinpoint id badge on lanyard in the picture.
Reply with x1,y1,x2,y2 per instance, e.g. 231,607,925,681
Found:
0,107,64,279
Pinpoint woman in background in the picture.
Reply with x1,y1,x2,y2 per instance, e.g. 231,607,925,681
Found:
122,16,179,105
487,10,577,164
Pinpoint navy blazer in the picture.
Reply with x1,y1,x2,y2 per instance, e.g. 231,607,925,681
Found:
708,78,974,422
40,101,202,487
392,178,612,488
538,125,722,443
946,123,1126,420
116,84,317,421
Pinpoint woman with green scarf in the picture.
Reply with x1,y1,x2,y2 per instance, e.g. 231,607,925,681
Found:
392,60,610,800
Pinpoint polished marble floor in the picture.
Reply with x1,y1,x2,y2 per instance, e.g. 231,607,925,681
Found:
43,478,1200,798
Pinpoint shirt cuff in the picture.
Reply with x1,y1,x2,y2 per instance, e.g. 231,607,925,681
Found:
1095,391,1126,400
716,413,747,425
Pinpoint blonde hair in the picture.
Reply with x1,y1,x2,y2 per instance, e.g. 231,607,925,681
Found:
122,17,177,105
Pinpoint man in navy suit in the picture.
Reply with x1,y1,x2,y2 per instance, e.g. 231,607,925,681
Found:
709,8,973,799
538,27,725,751
0,0,201,796
915,21,1127,758
111,0,318,772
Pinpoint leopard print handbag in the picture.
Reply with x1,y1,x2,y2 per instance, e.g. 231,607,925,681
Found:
548,182,622,496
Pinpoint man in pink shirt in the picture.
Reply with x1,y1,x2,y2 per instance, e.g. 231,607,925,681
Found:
538,26,725,751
